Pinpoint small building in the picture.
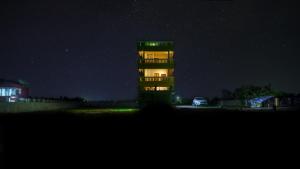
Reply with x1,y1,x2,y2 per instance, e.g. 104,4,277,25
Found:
0,79,30,102
137,41,175,106
248,96,275,108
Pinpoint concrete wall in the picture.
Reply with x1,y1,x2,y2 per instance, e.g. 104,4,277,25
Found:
0,102,81,113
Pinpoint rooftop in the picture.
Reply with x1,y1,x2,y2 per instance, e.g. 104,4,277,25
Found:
137,41,174,51
0,79,30,87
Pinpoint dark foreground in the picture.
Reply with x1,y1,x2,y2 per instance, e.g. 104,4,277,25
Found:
1,104,299,168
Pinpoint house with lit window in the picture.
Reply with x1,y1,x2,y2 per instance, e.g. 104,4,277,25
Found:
0,79,29,102
137,41,175,106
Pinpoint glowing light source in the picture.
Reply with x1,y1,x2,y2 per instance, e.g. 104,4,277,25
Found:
145,42,159,46
0,88,20,96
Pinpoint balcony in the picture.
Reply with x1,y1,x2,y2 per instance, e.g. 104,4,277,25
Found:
139,76,174,87
138,59,174,69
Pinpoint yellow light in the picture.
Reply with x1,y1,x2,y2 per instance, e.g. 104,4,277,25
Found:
144,51,168,59
157,87,169,91
144,69,168,77
138,51,143,57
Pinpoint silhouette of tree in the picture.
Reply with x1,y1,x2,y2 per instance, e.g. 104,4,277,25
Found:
233,84,278,100
221,89,234,99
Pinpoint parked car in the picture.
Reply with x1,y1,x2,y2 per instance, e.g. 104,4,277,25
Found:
192,97,208,106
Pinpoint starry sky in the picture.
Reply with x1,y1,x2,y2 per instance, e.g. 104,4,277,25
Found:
1,0,299,100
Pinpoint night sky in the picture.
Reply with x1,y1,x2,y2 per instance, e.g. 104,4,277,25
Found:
1,0,299,100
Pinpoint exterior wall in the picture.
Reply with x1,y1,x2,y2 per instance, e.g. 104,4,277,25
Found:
0,102,81,113
139,77,175,88
138,91,172,105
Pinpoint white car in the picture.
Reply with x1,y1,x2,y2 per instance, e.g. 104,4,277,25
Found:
192,97,208,106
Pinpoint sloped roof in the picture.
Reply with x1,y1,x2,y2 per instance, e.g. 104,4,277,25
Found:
249,96,274,104
0,79,29,87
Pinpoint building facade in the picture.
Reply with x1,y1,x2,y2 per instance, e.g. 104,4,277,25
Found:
137,41,175,106
0,79,29,102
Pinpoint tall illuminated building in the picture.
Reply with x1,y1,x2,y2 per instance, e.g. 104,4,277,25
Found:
137,41,175,106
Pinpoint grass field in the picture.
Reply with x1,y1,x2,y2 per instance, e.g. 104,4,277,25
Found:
66,108,139,114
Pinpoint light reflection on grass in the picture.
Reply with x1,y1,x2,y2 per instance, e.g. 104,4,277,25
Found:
67,108,139,114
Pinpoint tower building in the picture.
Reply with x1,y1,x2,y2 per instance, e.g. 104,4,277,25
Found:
137,41,175,106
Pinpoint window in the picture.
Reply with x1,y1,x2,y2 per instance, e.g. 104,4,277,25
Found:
145,53,154,59
5,88,7,96
0,88,21,96
17,89,21,95
138,51,144,57
144,87,155,91
156,87,169,91
144,51,168,59
144,87,169,91
169,51,174,58
144,69,168,77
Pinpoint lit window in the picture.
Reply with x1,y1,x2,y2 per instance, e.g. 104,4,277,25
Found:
17,89,22,95
144,69,168,77
144,51,168,59
144,87,155,91
169,51,174,58
138,51,144,57
0,88,21,96
156,87,169,91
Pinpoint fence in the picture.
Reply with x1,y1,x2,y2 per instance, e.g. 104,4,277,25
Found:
0,99,82,113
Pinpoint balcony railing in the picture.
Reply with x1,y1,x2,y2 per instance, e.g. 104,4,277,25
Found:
138,59,174,69
139,77,174,87
139,59,173,64
140,77,169,82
